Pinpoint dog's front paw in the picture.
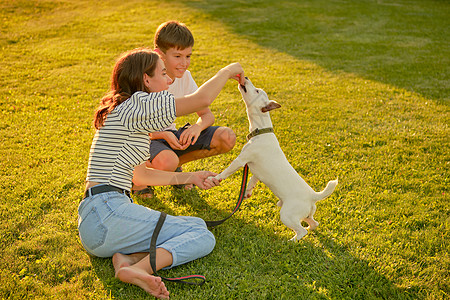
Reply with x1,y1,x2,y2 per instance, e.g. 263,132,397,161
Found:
208,175,222,181
244,188,253,199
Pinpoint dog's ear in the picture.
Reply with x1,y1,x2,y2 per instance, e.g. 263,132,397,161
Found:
261,100,281,112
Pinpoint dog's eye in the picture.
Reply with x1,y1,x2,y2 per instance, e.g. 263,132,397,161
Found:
256,90,259,93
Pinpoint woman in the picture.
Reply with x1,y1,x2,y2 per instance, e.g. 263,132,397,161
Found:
78,48,245,299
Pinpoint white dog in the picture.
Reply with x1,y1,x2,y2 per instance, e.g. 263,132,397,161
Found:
214,78,338,241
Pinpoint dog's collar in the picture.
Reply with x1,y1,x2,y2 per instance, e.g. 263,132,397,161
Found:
247,127,274,140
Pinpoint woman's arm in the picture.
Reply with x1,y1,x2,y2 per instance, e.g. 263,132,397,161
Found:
175,63,245,116
133,163,220,189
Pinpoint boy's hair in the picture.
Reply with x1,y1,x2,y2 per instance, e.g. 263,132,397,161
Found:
154,21,194,53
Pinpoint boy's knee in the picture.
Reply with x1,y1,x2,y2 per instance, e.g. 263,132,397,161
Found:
151,151,179,171
215,127,236,152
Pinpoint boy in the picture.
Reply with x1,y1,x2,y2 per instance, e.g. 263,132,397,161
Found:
132,21,236,197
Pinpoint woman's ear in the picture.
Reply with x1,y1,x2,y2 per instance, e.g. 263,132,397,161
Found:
143,73,151,88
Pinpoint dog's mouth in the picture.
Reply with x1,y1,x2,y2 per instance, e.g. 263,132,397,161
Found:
240,76,248,93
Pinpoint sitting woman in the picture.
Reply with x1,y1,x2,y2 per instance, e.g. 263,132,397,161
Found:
78,47,245,299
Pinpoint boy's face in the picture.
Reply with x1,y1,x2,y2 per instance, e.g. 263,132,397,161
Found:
162,47,192,80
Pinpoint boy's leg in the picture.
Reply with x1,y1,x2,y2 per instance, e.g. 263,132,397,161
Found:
178,126,236,165
133,126,235,195
132,141,179,196
148,149,180,171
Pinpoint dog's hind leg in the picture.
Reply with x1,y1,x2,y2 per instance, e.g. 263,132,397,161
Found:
304,204,319,231
280,206,308,241
244,175,259,198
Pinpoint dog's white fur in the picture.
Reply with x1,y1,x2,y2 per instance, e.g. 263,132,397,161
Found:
215,78,338,241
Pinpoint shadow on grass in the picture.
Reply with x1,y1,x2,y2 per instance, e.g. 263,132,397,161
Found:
88,186,422,299
170,0,449,102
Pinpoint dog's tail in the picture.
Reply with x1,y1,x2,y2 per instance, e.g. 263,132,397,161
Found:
314,178,338,202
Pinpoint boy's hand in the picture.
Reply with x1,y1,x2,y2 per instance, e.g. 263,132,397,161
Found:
179,124,202,146
163,132,189,151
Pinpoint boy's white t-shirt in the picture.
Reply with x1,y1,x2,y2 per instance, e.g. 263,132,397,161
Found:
163,70,198,131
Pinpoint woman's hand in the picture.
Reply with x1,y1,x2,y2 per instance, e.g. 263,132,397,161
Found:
175,62,245,117
190,171,221,190
133,165,220,188
221,63,245,85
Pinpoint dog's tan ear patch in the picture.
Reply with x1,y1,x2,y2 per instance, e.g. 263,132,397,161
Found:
261,100,281,112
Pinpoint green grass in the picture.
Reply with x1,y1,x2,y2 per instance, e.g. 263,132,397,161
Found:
1,0,449,299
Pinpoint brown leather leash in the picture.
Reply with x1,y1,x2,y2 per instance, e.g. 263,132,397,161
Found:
149,164,250,285
204,164,250,227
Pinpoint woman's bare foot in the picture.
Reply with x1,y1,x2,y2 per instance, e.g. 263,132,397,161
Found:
112,253,148,274
116,266,169,299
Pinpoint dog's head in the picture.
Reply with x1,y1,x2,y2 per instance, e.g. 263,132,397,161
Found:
238,77,281,113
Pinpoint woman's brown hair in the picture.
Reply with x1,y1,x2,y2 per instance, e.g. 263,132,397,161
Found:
93,48,160,129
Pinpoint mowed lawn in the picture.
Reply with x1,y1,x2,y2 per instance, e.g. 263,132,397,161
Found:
0,0,448,299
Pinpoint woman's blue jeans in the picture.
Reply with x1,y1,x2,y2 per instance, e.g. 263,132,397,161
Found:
77,190,216,269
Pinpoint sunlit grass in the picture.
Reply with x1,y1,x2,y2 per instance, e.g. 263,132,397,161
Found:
1,0,448,299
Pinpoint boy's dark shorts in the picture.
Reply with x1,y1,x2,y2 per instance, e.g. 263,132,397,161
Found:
149,123,219,162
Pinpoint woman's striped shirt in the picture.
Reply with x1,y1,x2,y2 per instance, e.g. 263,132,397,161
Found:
86,91,176,191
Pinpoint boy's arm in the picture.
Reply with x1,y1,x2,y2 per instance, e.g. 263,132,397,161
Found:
181,69,214,130
175,63,244,145
149,131,187,150
195,107,215,130
149,131,168,140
